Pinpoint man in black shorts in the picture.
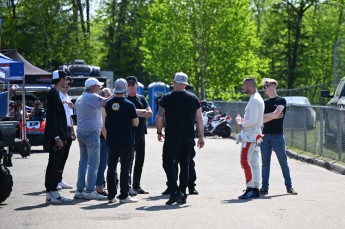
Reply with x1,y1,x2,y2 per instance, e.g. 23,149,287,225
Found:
156,72,205,205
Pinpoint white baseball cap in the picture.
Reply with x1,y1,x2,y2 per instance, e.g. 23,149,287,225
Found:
85,77,104,88
174,72,189,85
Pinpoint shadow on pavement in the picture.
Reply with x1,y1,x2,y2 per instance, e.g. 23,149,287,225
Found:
23,190,46,196
136,204,189,211
81,202,120,210
222,193,291,203
142,195,168,201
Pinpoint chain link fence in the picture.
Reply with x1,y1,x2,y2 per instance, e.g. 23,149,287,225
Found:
214,101,345,162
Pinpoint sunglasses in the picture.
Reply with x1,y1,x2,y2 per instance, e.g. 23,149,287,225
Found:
263,84,272,89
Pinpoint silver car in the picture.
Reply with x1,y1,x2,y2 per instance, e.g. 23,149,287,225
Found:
283,96,316,130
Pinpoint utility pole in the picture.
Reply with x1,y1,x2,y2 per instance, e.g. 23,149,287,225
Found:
0,17,3,50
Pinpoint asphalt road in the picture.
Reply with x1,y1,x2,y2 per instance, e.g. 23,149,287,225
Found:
1,127,344,229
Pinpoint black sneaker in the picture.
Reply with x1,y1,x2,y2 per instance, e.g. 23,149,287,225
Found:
287,188,298,195
133,187,149,194
165,191,183,205
177,194,188,204
238,188,255,199
253,188,260,198
259,188,268,195
162,188,170,195
188,188,199,195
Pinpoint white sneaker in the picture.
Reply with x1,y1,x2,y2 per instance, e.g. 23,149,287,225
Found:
129,188,138,196
108,197,119,203
82,191,108,200
120,195,138,203
74,191,84,199
52,191,72,202
58,180,73,189
46,192,61,204
56,184,62,190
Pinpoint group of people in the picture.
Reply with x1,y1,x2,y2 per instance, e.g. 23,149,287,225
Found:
43,71,157,204
237,77,297,199
42,70,297,205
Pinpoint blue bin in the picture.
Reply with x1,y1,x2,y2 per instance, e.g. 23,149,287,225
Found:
148,82,170,124
137,82,144,95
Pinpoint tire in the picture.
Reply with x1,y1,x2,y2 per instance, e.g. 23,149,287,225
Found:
0,164,13,204
19,140,31,158
221,126,231,138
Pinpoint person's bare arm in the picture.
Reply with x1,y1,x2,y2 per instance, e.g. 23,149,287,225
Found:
156,106,165,142
195,108,205,149
263,105,284,123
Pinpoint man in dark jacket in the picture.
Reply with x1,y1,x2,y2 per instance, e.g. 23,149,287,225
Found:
44,70,71,204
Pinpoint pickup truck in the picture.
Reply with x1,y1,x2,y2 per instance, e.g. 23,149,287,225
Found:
321,77,345,147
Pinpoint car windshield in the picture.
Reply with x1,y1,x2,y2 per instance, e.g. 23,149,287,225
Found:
283,96,311,105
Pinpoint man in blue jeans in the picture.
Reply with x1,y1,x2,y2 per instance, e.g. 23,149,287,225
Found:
74,78,110,200
260,78,297,195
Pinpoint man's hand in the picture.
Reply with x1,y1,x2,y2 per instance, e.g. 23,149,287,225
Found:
197,137,205,149
157,133,165,142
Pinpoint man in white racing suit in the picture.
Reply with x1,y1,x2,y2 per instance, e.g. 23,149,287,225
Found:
237,77,264,199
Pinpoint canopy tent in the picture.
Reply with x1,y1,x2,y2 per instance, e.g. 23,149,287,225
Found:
0,52,27,144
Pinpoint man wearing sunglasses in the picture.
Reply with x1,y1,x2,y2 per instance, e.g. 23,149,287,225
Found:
125,76,152,195
57,76,76,190
260,78,297,196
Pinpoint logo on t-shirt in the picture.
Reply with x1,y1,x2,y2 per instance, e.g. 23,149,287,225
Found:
112,103,120,111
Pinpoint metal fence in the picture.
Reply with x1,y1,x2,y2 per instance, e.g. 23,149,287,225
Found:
214,101,345,162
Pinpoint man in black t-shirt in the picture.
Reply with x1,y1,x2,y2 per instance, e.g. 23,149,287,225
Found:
156,72,205,205
260,78,297,196
126,76,153,195
105,78,139,203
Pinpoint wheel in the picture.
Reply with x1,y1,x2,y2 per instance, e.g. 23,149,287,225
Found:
0,164,13,204
19,140,31,158
221,127,231,138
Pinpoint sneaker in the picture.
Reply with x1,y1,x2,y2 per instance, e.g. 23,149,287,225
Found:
46,192,61,204
177,194,188,204
133,187,149,194
162,188,170,195
74,191,84,199
56,184,62,190
238,188,256,199
166,191,184,205
108,197,119,203
120,195,138,203
287,187,298,195
188,188,199,195
83,191,108,200
259,188,268,195
129,188,138,196
52,191,72,202
96,190,109,196
253,188,260,198
58,180,73,189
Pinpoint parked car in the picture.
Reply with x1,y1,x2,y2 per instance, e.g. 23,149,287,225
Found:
321,77,345,146
283,96,316,130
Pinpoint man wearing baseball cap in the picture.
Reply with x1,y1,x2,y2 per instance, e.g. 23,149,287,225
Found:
156,72,205,205
105,78,139,203
126,76,152,196
74,77,110,200
45,70,71,204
